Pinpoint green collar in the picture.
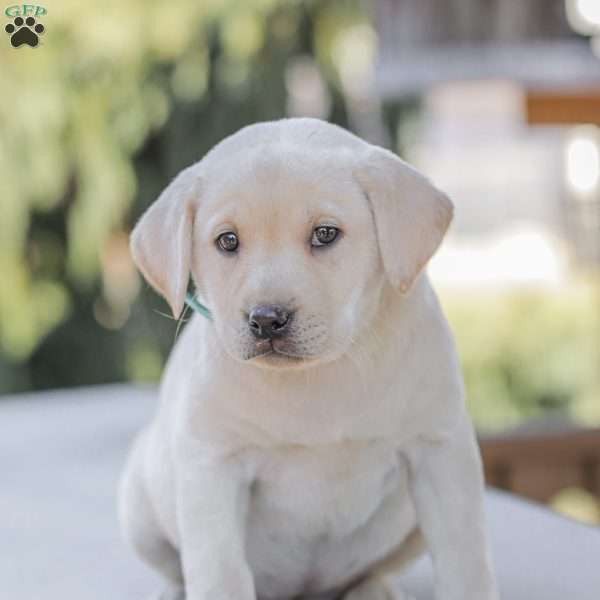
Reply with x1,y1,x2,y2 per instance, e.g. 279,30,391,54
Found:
185,292,213,320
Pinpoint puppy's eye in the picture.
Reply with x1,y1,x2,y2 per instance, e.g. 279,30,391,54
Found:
216,232,239,252
311,226,339,247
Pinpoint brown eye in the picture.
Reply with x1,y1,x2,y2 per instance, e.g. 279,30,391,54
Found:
217,232,239,252
311,226,339,247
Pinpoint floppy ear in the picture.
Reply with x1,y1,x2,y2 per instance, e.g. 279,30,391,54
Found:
130,165,200,318
355,147,453,293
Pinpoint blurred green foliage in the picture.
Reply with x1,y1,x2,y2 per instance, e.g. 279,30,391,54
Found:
442,284,600,431
0,0,598,434
0,0,360,391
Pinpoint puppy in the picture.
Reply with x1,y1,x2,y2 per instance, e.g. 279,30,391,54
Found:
119,118,498,600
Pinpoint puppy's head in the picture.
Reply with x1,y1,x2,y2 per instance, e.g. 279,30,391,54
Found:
130,119,452,370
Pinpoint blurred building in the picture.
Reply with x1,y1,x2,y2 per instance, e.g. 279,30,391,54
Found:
373,0,600,289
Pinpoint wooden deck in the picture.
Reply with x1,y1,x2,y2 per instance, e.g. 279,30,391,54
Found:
480,425,600,503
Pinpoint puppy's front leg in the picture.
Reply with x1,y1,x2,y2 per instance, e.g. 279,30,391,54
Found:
176,453,255,600
405,415,499,600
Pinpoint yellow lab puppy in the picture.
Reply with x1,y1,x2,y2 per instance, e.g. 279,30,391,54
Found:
119,119,498,600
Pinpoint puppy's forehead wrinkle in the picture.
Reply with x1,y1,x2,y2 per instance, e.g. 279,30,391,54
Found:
203,147,358,212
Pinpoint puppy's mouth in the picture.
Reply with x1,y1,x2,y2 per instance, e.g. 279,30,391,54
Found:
247,340,311,366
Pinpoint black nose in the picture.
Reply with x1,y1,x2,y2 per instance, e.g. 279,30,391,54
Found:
248,305,291,339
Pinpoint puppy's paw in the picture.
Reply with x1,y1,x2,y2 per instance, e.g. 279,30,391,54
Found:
343,577,414,600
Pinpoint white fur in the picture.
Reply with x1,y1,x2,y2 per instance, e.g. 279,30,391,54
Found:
120,119,498,600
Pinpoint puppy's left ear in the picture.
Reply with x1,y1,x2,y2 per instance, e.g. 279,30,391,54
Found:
130,165,200,318
355,146,453,293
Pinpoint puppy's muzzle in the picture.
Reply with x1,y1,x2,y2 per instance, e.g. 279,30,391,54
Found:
248,304,292,340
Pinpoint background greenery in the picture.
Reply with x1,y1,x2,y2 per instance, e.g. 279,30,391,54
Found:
1,0,599,434
443,285,600,432
0,0,357,390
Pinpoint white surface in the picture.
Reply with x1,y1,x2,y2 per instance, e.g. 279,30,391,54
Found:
1,384,599,599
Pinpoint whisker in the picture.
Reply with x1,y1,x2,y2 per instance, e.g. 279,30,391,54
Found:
152,309,179,321
175,302,192,340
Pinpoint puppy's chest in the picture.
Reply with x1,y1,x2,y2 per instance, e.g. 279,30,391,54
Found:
249,441,403,538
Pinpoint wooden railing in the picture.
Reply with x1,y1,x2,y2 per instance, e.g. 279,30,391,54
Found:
479,426,600,502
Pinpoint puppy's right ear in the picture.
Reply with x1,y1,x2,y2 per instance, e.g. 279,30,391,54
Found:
130,165,200,318
354,147,453,294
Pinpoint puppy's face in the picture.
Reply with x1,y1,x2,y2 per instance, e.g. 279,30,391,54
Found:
193,152,382,369
130,120,453,372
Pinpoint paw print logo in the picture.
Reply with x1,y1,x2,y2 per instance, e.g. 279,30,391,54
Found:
5,16,44,47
